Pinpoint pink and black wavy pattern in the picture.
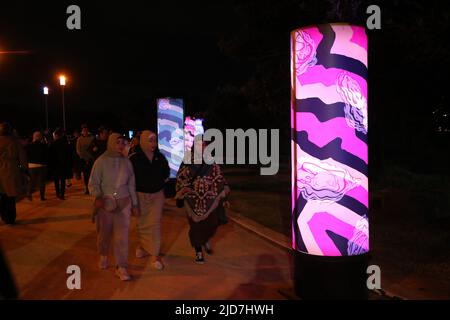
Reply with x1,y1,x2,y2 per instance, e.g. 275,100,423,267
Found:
291,24,368,256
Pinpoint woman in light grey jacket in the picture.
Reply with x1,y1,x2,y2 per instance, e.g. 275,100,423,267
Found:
89,133,139,281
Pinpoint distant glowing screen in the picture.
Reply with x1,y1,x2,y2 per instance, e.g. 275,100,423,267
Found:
291,24,368,256
157,98,184,178
184,117,204,152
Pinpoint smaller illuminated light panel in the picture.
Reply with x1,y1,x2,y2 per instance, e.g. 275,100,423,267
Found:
157,98,184,178
184,116,205,152
291,24,368,257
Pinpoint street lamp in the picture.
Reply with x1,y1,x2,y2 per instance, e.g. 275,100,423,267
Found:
59,75,66,86
43,86,49,130
59,75,66,131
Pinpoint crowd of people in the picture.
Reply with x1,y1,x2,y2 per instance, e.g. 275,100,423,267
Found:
0,121,230,283
0,124,110,205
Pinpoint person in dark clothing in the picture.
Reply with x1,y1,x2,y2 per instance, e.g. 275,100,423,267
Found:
128,132,142,155
0,195,17,226
25,131,48,201
42,128,53,145
0,122,28,225
0,246,18,299
129,130,170,270
88,127,109,161
48,128,73,200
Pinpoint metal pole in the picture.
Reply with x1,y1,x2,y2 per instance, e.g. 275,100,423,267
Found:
62,86,66,132
45,94,49,131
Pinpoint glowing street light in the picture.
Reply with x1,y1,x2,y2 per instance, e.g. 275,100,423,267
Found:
59,75,66,86
43,86,49,95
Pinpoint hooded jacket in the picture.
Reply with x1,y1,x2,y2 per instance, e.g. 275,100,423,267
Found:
88,133,138,206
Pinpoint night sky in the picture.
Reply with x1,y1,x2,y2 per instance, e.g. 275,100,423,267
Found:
1,0,450,169
0,1,245,133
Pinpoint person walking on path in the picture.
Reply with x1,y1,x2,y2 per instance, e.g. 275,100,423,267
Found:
48,128,73,200
25,131,48,201
88,126,109,161
175,135,230,264
69,130,82,181
0,122,28,225
42,128,53,145
129,130,169,270
76,124,94,194
128,131,142,155
89,133,139,281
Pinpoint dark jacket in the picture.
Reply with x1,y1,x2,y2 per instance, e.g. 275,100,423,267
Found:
87,138,107,161
48,138,73,179
25,141,48,165
129,150,169,193
68,136,81,170
0,136,28,196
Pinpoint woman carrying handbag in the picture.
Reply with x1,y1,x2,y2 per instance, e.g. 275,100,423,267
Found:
89,133,139,281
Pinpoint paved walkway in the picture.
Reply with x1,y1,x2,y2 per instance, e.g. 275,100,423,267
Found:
0,180,291,299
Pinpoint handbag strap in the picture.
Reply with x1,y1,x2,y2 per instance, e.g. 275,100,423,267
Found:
109,158,126,198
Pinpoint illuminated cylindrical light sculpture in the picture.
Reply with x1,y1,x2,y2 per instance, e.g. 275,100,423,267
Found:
157,98,185,178
291,24,368,299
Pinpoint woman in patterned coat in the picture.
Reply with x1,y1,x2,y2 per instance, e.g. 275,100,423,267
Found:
175,135,230,264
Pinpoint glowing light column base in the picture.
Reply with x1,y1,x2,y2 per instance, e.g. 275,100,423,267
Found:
291,23,369,299
294,251,369,299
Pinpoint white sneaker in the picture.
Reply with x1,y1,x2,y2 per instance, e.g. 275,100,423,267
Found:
195,252,205,264
135,247,150,259
98,255,108,269
151,260,164,271
115,267,131,281
204,242,213,255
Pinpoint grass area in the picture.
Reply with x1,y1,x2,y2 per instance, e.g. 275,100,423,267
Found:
224,165,291,236
223,163,450,294
370,187,450,289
